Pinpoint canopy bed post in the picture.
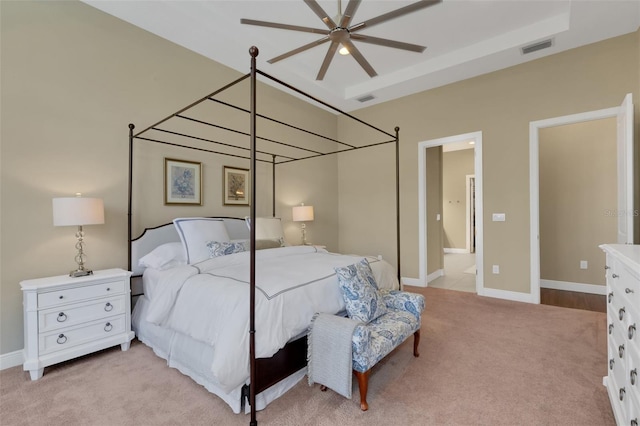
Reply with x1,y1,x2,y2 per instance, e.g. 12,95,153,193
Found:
128,123,135,273
272,155,276,217
248,46,258,426
395,126,401,287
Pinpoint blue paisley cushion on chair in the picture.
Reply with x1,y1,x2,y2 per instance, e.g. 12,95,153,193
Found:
206,241,247,258
335,258,387,323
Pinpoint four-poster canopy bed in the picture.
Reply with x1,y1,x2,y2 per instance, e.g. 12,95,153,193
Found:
127,46,401,425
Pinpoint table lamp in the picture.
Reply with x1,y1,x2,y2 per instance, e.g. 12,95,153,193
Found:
292,203,314,245
53,193,104,277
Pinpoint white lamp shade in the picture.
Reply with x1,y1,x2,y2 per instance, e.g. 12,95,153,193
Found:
292,205,314,222
53,197,105,226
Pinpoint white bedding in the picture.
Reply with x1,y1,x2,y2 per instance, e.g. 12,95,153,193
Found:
143,245,398,393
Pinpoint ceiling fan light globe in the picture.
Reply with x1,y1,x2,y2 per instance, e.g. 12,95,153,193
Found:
339,46,350,55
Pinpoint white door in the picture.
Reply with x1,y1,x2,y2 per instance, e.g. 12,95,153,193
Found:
617,93,634,244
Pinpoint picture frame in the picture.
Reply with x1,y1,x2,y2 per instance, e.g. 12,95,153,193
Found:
164,158,202,205
223,166,250,206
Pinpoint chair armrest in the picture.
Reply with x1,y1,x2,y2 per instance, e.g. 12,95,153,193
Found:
382,291,425,319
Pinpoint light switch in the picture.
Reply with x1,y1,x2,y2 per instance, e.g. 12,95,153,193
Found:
436,213,441,221
492,213,506,222
580,260,588,270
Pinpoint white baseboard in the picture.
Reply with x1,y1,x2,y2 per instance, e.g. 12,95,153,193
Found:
540,279,606,295
401,277,425,287
0,349,24,370
443,248,469,254
400,269,444,288
480,287,537,304
426,269,444,284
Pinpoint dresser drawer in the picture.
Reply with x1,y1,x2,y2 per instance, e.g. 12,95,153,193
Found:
39,315,125,355
608,257,639,306
39,295,126,333
38,280,125,309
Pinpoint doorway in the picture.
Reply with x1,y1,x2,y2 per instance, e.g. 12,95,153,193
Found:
416,131,484,294
529,94,634,304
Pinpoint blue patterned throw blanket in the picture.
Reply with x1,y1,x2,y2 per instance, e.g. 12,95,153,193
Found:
307,313,358,399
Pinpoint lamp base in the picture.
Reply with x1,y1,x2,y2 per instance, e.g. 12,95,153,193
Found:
70,269,93,278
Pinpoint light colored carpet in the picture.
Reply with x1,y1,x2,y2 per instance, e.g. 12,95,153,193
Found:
0,287,614,425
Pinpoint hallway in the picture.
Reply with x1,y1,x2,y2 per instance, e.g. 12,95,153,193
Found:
428,253,476,293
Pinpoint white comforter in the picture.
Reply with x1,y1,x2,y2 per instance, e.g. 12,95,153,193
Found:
145,246,397,392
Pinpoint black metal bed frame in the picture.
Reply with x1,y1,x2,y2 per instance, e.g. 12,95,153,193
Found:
127,46,400,426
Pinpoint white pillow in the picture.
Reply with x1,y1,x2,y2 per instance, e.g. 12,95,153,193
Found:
138,242,186,270
173,218,230,264
245,217,287,242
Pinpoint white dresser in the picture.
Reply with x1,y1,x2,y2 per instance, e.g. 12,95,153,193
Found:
601,244,640,425
21,268,135,380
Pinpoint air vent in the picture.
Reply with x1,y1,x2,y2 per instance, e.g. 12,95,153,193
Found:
521,38,553,55
357,94,375,103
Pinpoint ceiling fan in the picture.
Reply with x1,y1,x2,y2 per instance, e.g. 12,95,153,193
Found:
241,0,442,80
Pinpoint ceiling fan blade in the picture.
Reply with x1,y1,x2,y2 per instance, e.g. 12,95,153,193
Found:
267,36,331,64
350,0,441,32
350,33,426,53
342,39,377,78
316,41,340,80
240,18,329,35
304,0,337,29
340,0,362,28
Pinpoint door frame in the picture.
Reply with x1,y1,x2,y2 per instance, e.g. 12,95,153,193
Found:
466,174,476,253
415,131,484,294
529,98,632,303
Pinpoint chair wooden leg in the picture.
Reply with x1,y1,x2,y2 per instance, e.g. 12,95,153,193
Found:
413,330,420,357
353,370,370,411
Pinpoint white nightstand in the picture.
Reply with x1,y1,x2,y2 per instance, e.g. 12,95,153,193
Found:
21,268,135,380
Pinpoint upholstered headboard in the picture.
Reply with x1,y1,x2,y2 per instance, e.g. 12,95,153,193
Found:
130,217,249,276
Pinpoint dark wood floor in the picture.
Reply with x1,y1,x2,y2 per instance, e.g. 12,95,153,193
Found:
540,288,606,313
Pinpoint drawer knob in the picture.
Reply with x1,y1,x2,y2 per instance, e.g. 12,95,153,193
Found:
631,419,638,426
629,324,636,340
619,307,626,321
631,369,637,385
625,288,634,294
104,322,113,332
612,273,619,279
59,295,64,300
619,387,626,401
104,302,113,312
608,292,613,303
609,323,614,334
605,265,611,270
619,344,625,358
610,359,615,370
57,334,67,344
106,287,110,291
56,312,67,322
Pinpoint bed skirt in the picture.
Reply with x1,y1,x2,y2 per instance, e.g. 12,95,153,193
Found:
131,295,306,413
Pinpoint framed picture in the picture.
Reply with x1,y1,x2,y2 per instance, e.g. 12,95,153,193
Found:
164,158,202,205
223,166,250,206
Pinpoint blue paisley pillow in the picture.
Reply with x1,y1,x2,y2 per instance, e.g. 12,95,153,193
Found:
206,241,247,258
335,258,386,323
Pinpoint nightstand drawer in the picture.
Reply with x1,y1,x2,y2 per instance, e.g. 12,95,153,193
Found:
39,315,125,355
38,280,125,309
39,295,126,333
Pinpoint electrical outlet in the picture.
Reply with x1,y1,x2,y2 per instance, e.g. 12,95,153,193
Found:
580,260,588,270
492,265,500,274
492,213,506,222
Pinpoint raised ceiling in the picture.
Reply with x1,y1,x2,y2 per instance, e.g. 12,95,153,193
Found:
84,0,639,112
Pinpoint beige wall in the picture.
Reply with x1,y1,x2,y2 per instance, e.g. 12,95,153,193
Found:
539,118,617,286
0,1,338,354
426,147,444,275
337,31,639,291
443,149,474,250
